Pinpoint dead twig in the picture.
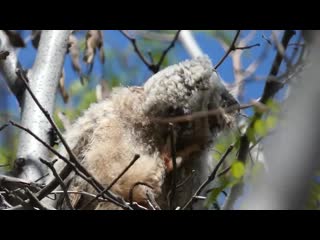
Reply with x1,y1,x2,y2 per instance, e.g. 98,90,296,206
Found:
39,158,74,210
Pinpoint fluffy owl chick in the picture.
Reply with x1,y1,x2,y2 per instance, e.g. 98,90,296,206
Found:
51,55,238,210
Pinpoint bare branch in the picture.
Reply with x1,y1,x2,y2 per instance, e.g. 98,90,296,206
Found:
24,188,54,210
152,103,253,124
157,30,181,69
234,43,260,50
182,144,234,209
120,30,180,73
39,158,74,210
81,154,140,209
215,30,241,69
0,173,44,192
0,123,8,132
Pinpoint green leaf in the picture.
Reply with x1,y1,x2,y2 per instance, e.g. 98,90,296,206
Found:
265,115,278,130
247,127,257,144
231,161,245,179
266,99,280,113
205,181,229,208
254,119,268,137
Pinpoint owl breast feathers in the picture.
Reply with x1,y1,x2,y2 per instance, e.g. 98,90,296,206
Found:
51,55,238,210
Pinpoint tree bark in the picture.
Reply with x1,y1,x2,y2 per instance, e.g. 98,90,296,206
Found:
14,30,71,182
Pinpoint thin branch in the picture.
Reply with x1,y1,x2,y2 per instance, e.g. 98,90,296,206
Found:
156,30,181,70
39,158,74,210
215,30,241,69
169,123,177,209
120,30,180,73
0,193,12,209
0,173,44,192
217,166,232,178
24,188,54,210
4,188,34,210
120,30,151,70
0,123,8,132
152,103,253,124
81,154,140,209
234,43,260,50
260,30,296,103
182,144,234,209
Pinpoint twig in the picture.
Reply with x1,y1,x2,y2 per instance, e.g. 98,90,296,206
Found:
39,158,74,210
176,170,196,189
120,30,151,70
81,154,140,209
152,103,253,124
3,187,34,210
0,193,12,209
0,123,8,132
156,30,181,71
15,69,131,210
215,30,241,69
120,30,180,73
166,170,196,206
217,166,232,178
260,30,296,103
182,144,234,209
24,188,54,210
169,123,177,209
0,173,44,192
234,43,260,50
